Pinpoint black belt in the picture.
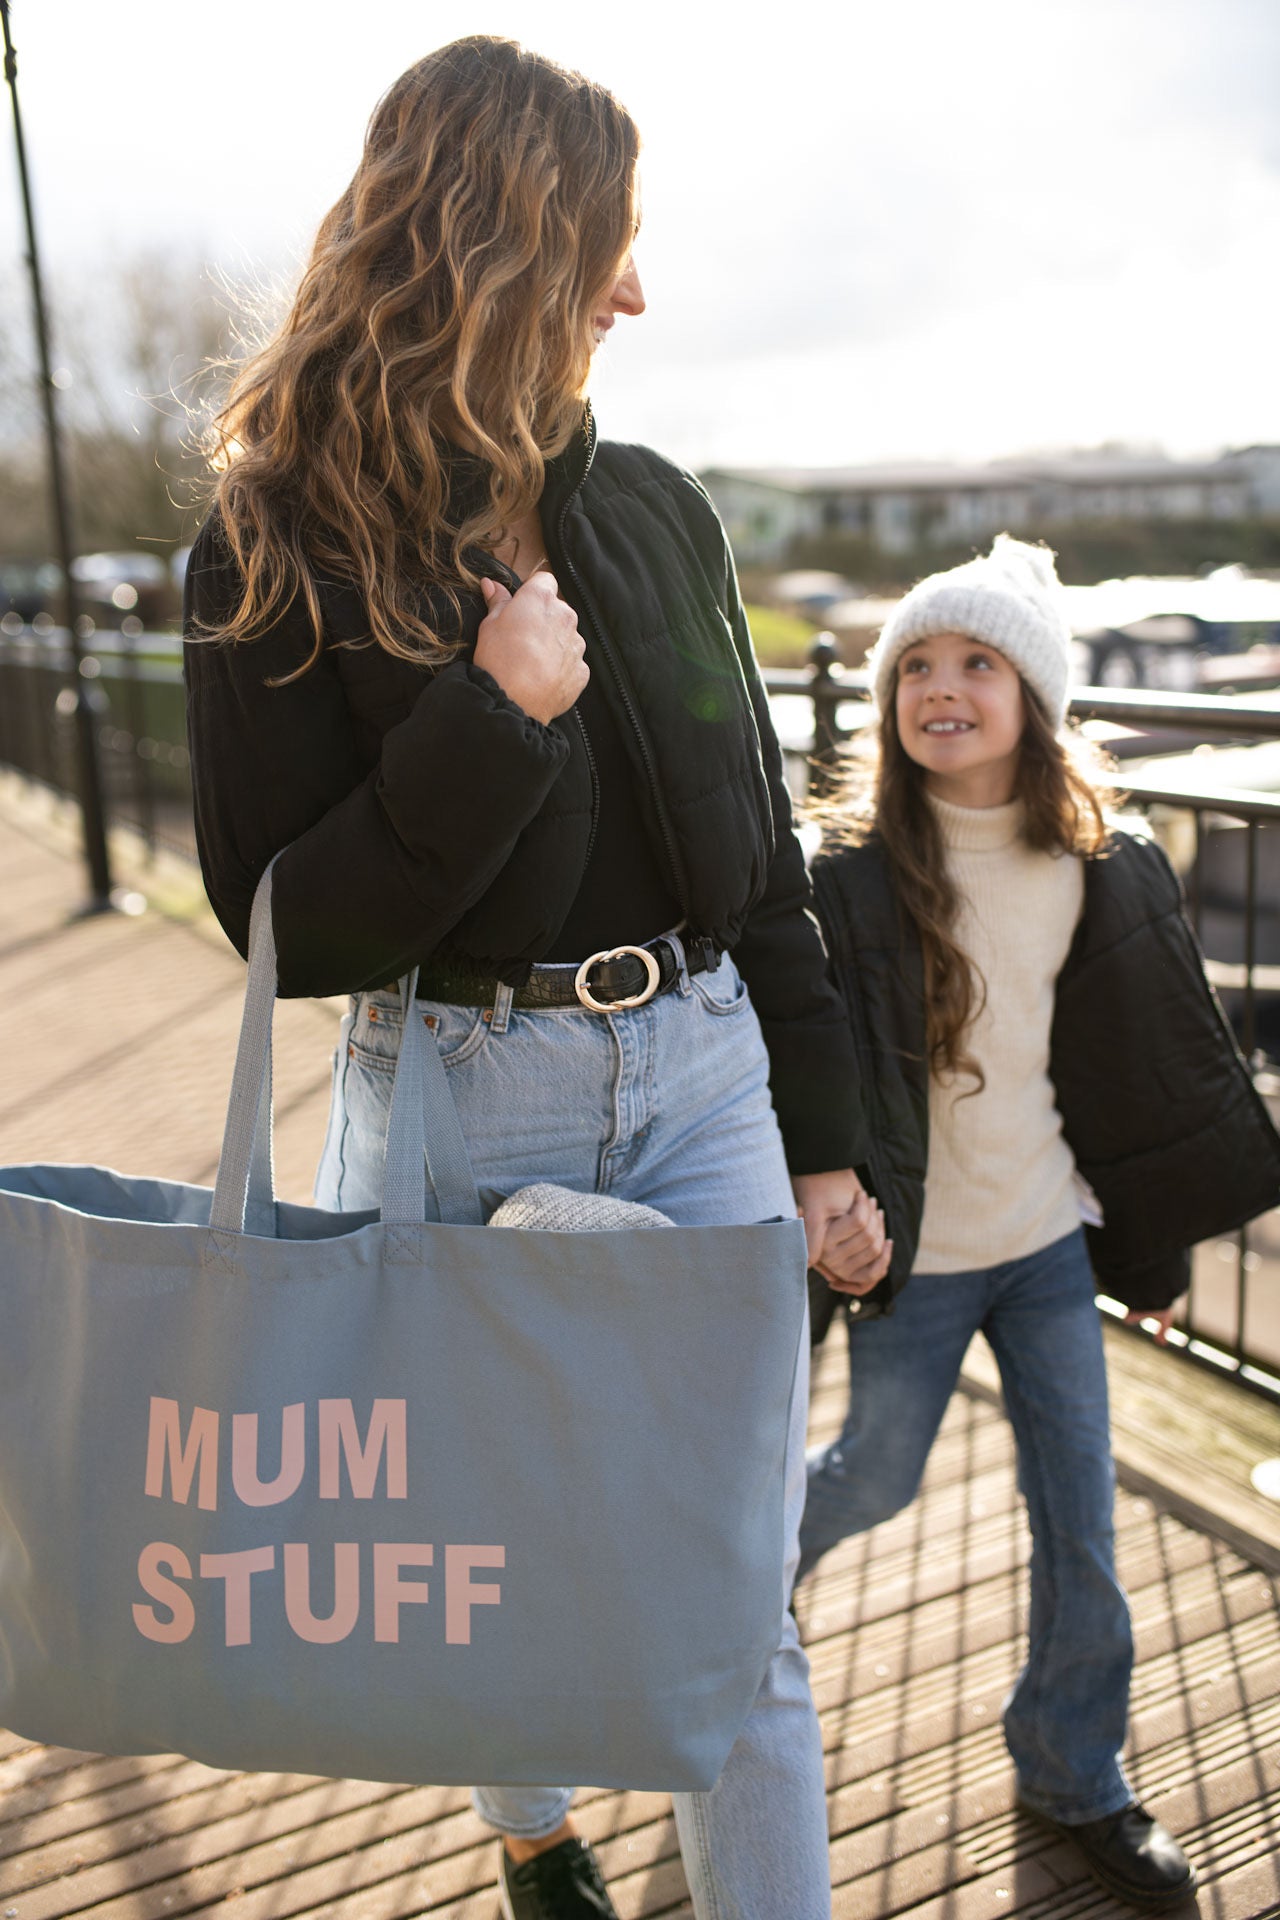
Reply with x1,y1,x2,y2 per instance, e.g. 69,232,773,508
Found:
414,932,723,1011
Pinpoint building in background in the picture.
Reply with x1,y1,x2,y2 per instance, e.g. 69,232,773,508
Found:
703,446,1280,566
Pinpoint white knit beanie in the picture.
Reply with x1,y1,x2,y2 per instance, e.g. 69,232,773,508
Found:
868,534,1072,727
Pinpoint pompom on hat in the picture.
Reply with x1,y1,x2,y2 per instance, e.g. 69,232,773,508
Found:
868,534,1073,728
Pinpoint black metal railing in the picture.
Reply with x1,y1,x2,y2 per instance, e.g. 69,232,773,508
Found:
0,623,194,859
3,624,1279,1396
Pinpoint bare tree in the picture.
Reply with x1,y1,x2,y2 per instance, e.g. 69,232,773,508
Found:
0,271,47,553
1,250,239,565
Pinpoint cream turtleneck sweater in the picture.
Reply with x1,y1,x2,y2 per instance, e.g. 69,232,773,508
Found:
914,792,1085,1273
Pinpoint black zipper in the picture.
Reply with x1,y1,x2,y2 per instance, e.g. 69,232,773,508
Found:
553,418,692,911
575,708,601,876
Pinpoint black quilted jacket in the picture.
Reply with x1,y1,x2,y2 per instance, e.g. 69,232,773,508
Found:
183,415,862,1174
811,828,1280,1319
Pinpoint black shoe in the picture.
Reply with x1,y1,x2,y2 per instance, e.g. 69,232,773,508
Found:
1020,1799,1197,1911
498,1836,619,1920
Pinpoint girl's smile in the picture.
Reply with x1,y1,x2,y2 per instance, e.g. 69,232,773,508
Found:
895,630,1026,807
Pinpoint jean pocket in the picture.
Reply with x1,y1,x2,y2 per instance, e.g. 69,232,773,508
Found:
313,1013,354,1206
347,996,492,1070
690,958,751,1016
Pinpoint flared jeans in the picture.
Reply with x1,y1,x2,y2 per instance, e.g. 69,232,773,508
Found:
799,1229,1134,1824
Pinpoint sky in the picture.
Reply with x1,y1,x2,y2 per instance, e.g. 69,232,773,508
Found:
2,0,1279,472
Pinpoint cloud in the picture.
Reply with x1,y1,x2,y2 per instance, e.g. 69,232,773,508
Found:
625,0,1280,371
4,0,1276,467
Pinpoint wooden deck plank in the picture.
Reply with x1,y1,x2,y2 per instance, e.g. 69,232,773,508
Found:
960,1324,1280,1569
803,1549,1275,1714
821,1739,1279,1906
0,1760,330,1861
0,1751,197,1831
0,1774,403,1905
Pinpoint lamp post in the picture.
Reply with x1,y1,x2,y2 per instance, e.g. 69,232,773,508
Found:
2,0,115,912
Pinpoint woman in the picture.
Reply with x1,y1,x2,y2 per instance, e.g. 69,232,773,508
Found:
184,37,887,1920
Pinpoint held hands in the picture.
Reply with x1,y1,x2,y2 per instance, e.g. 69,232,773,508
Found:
791,1169,893,1297
1123,1305,1177,1344
475,575,589,726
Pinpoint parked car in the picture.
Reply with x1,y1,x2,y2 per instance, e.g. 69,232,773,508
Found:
0,552,180,630
70,553,175,628
1066,569,1280,692
0,558,62,623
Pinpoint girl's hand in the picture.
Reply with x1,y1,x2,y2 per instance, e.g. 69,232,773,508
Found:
791,1171,890,1294
1123,1305,1177,1344
791,1169,858,1267
474,575,589,725
815,1192,893,1296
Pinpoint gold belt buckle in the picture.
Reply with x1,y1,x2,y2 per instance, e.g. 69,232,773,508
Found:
574,943,662,1013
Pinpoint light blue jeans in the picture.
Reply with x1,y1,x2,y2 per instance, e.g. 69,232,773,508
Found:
314,953,831,1920
799,1228,1134,1824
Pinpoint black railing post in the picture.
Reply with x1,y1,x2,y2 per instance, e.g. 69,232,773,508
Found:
808,633,843,798
0,631,16,773
2,0,115,912
1235,818,1262,1378
119,616,157,857
1190,813,1204,937
1243,820,1258,1064
24,630,54,784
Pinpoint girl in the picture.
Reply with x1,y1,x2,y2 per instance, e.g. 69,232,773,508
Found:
798,535,1280,1912
184,37,886,1920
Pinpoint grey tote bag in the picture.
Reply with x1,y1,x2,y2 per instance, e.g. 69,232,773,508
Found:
0,863,808,1791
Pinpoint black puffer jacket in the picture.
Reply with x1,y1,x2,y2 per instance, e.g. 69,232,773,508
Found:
183,417,861,1173
811,827,1280,1318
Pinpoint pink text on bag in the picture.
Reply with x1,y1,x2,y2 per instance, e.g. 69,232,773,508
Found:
132,1396,505,1648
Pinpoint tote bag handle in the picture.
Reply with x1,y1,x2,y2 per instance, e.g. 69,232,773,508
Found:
209,858,483,1234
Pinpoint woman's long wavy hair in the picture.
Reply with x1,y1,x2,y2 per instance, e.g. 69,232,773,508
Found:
200,37,640,672
817,673,1114,1088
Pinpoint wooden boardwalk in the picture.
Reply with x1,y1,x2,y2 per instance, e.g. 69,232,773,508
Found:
1,786,1279,1919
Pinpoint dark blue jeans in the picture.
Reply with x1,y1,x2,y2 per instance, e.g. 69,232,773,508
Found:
799,1228,1134,1823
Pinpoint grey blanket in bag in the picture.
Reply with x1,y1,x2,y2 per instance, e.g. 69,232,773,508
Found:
488,1185,673,1233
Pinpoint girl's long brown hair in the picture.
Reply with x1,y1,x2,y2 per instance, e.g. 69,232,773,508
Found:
200,37,639,674
820,681,1114,1087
